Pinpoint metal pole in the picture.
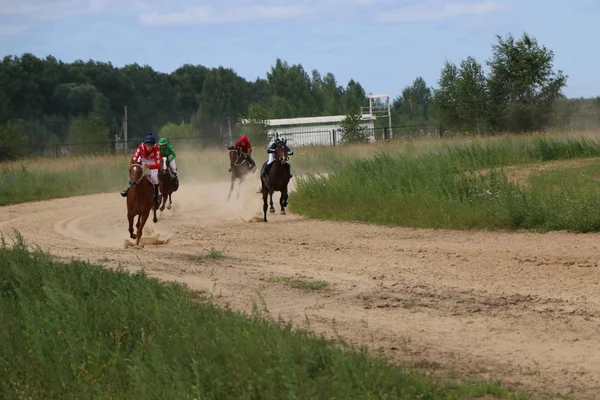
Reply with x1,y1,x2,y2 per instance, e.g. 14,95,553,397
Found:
124,106,128,144
387,97,392,139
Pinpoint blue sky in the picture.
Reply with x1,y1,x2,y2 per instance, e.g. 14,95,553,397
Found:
0,0,598,102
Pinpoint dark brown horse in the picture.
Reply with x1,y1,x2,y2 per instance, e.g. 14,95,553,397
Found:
227,145,253,200
158,156,179,211
260,141,290,222
126,163,158,246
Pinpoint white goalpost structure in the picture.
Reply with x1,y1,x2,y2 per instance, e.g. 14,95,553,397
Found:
362,94,393,139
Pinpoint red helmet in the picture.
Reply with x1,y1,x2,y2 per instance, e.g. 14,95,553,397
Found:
240,135,248,143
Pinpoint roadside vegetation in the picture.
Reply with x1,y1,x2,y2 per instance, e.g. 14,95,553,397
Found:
293,134,600,232
0,235,528,399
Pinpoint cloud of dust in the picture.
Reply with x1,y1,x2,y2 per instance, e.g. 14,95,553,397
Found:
148,170,269,231
128,147,308,241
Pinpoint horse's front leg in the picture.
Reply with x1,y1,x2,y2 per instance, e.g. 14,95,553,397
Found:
227,175,235,201
134,214,141,240
269,189,275,214
262,186,269,222
128,213,136,239
167,193,172,210
159,188,167,211
280,190,288,215
237,176,245,199
136,211,150,247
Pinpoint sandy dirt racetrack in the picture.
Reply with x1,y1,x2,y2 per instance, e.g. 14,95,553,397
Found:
2,175,600,399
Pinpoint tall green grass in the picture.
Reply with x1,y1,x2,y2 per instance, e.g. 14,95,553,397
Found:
0,160,127,205
293,136,600,232
0,151,228,206
2,132,600,207
0,235,526,399
0,145,364,206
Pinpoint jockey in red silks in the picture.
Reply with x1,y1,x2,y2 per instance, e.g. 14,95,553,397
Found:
120,133,162,205
228,135,256,172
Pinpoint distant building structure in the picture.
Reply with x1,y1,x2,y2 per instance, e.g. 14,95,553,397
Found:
241,94,392,147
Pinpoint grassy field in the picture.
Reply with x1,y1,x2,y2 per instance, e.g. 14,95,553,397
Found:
0,132,579,206
293,134,600,232
0,149,230,206
0,235,528,399
0,143,380,206
4,131,600,232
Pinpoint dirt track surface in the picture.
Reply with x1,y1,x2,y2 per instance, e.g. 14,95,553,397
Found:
2,176,600,399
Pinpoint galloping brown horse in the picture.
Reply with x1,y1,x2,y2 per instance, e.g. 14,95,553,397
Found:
126,162,158,246
158,156,179,211
260,141,290,222
227,146,253,200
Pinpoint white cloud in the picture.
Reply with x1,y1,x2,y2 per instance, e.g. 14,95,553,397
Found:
379,0,506,22
0,0,506,27
0,0,118,20
0,24,27,36
140,4,307,25
352,0,388,5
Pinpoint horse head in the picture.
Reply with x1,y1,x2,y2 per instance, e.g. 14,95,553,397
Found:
128,162,144,185
230,147,247,167
160,156,170,176
275,140,288,164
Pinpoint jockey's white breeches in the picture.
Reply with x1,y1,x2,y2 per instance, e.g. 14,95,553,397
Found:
169,159,178,174
139,158,159,185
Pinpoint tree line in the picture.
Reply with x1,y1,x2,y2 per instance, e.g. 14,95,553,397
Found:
0,31,598,159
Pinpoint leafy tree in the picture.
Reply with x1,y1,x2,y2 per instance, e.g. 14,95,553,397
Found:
486,32,568,132
456,56,488,134
159,122,196,141
239,103,270,147
266,59,314,116
340,107,370,144
196,67,249,145
67,116,110,155
0,31,591,157
0,121,28,160
342,80,367,112
432,61,460,132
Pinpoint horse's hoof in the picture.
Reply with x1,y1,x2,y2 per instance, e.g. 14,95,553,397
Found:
167,204,172,210
270,208,275,214
281,210,286,215
130,234,137,239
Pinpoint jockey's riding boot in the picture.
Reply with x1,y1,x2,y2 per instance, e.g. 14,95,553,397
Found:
261,163,268,177
286,163,293,179
228,167,232,173
120,182,132,197
153,184,161,205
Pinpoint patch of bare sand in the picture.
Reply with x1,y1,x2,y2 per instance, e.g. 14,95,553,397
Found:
1,172,600,399
477,157,600,186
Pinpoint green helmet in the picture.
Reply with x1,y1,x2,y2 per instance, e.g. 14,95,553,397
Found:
158,137,168,146
275,136,285,143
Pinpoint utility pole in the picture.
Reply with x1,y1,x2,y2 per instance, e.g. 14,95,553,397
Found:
124,106,128,144
228,117,232,144
387,97,392,139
